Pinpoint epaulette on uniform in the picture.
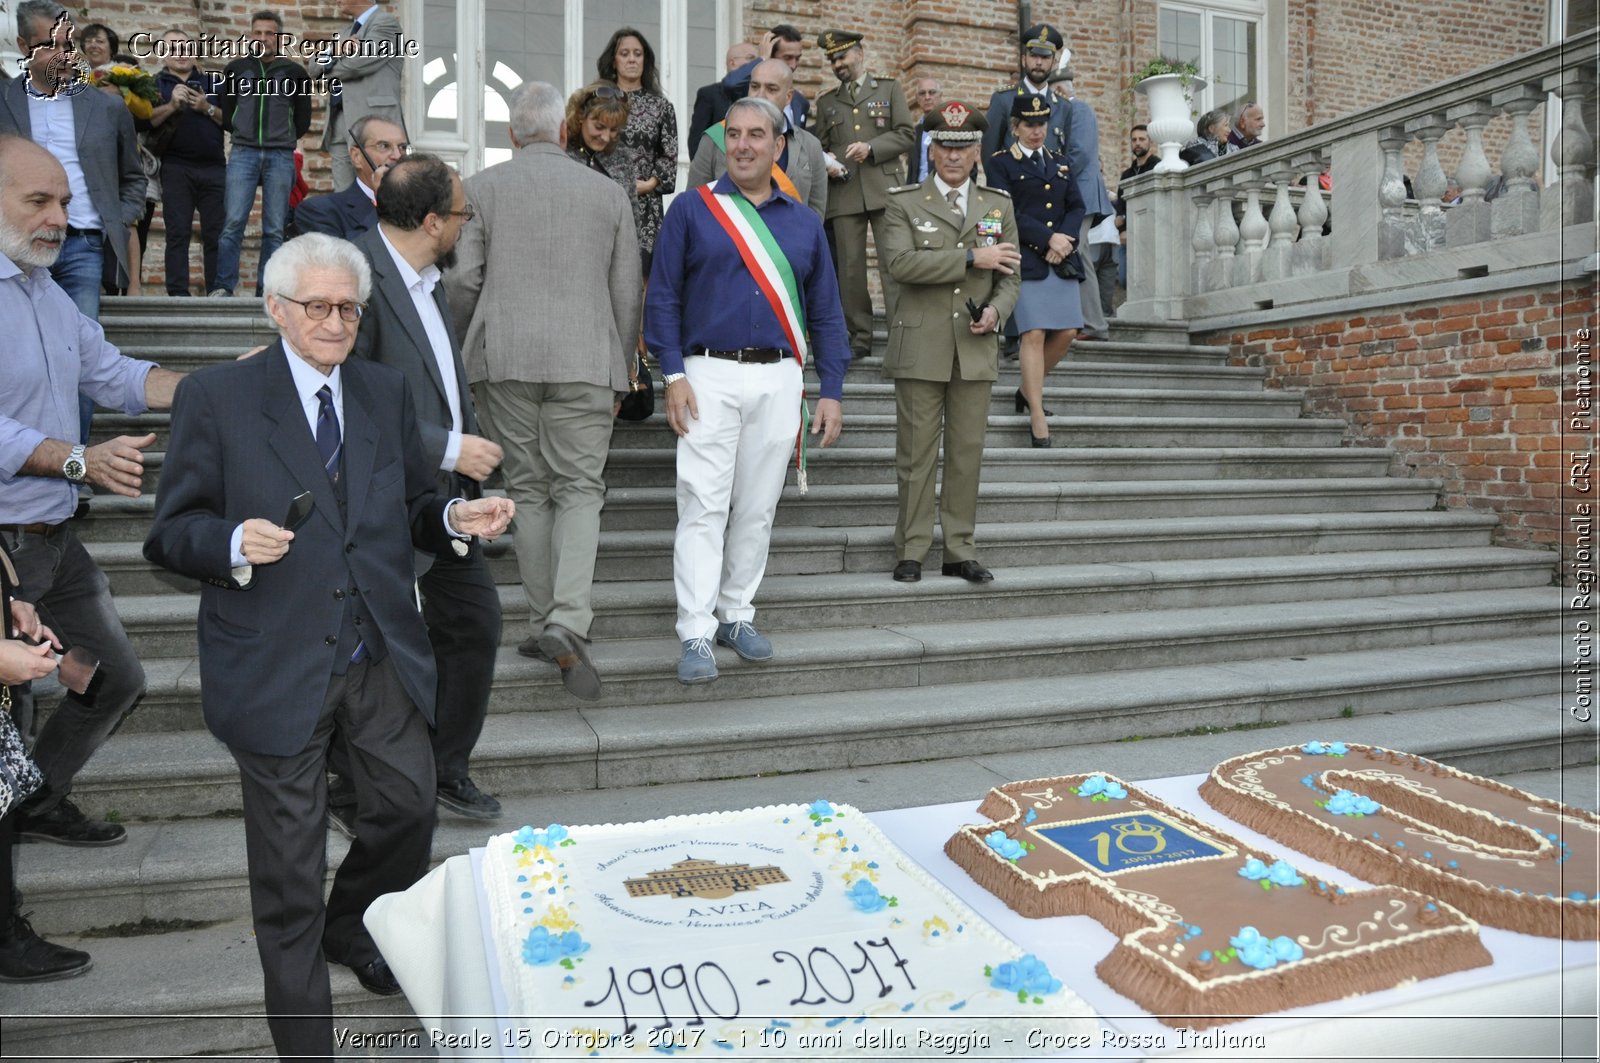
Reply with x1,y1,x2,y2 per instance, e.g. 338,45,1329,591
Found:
978,184,1011,198
887,183,922,194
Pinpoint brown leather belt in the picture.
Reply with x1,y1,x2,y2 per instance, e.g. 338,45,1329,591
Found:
0,523,63,537
693,347,790,364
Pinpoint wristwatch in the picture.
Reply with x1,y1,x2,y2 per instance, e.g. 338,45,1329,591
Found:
62,444,87,483
663,372,687,386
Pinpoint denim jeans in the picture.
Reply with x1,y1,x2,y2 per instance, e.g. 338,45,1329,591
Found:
3,526,145,809
217,145,293,296
50,231,102,444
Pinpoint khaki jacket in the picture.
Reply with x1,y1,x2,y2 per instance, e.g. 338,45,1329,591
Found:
879,180,1020,383
810,75,915,218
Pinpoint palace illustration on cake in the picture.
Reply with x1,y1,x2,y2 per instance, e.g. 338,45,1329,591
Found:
623,857,790,900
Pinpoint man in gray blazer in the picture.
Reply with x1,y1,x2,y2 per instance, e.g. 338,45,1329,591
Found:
319,0,405,191
446,81,640,703
347,155,505,820
687,58,827,220
2,1,144,315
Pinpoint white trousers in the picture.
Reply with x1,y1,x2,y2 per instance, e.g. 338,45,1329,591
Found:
673,355,802,642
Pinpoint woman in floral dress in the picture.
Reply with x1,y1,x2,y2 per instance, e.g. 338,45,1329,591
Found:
595,27,677,274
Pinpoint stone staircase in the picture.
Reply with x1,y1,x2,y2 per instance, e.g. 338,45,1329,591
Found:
4,299,1583,1060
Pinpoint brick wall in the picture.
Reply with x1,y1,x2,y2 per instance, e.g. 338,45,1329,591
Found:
1200,281,1598,575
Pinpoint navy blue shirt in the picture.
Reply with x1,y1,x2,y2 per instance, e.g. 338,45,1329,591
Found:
156,68,225,165
645,174,850,400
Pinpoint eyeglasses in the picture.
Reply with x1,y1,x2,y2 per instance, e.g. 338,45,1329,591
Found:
364,139,410,156
445,204,476,222
277,295,364,322
592,84,626,99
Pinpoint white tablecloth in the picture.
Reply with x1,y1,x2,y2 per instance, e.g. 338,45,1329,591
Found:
366,774,1599,1060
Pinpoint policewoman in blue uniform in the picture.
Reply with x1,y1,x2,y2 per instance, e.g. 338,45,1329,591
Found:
983,93,1085,448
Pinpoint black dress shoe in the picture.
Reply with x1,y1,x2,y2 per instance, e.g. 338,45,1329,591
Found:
515,636,552,663
892,560,921,583
941,560,994,583
16,797,126,847
1031,434,1051,448
0,913,92,983
437,777,502,820
1013,389,1053,416
340,956,403,996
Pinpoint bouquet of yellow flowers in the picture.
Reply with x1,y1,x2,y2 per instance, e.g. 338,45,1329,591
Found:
91,64,159,121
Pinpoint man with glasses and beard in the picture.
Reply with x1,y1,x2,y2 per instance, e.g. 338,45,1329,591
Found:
0,136,182,847
335,154,506,825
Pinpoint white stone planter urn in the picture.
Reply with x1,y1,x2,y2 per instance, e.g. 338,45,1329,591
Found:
1137,73,1207,172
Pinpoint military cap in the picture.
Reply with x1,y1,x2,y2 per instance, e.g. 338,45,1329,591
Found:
1022,23,1065,56
924,100,988,144
1010,93,1053,124
817,29,864,58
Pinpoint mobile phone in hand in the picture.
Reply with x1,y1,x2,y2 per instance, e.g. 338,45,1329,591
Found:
966,298,983,322
284,491,315,532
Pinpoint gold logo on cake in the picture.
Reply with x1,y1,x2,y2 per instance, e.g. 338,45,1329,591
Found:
624,857,790,900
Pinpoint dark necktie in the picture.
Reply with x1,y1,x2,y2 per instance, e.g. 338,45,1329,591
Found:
315,385,341,482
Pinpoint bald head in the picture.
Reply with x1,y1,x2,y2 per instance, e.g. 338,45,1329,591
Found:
0,135,70,269
726,41,759,72
746,57,794,112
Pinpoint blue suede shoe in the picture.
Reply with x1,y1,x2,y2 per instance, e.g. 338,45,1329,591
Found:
678,637,719,684
715,620,774,662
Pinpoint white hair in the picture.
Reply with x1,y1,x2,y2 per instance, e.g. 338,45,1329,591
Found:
260,233,371,319
509,82,565,145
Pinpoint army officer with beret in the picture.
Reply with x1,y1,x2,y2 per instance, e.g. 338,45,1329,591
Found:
879,101,1020,586
810,29,915,359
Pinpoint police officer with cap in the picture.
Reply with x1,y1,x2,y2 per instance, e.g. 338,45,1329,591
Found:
879,101,1020,586
810,28,915,359
982,23,1071,162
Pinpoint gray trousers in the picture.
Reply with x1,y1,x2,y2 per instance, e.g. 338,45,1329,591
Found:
474,380,615,638
1077,215,1109,337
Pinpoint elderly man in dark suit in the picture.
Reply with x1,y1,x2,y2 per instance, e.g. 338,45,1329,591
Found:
318,0,405,191
447,81,640,704
345,154,504,820
293,114,406,241
144,233,513,1062
1,1,144,315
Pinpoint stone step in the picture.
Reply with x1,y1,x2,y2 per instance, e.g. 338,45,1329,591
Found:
11,692,1586,1062
108,547,1556,660
20,658,1576,939
68,476,1446,542
91,509,1499,596
111,585,1563,733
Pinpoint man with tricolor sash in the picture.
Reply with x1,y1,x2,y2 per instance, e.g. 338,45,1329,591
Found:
645,97,850,686
687,59,828,220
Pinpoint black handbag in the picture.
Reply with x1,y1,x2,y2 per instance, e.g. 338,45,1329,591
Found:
1052,249,1086,281
617,354,655,421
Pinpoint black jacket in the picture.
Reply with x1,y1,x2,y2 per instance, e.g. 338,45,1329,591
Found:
218,56,312,150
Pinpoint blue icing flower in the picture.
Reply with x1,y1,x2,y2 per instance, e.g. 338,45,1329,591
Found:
984,831,1027,862
1325,789,1380,816
1267,860,1305,887
1327,742,1348,755
1236,941,1277,969
1271,936,1304,962
1077,775,1107,797
846,879,889,914
1570,892,1589,902
517,823,572,850
1301,741,1327,755
513,826,538,847
522,926,590,967
1238,858,1270,881
989,954,1062,995
1230,926,1266,951
1024,808,1038,825
807,799,835,817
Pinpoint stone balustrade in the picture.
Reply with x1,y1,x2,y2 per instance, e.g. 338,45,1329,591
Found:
1120,28,1597,330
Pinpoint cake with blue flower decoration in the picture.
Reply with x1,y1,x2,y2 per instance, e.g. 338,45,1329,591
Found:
1202,743,1600,940
945,772,1492,1028
480,802,1098,1056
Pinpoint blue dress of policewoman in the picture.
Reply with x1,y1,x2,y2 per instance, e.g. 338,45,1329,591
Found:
983,93,1086,447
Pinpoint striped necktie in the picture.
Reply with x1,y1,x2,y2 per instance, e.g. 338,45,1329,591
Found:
315,385,341,482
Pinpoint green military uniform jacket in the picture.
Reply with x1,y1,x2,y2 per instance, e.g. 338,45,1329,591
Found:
879,179,1021,383
810,75,915,220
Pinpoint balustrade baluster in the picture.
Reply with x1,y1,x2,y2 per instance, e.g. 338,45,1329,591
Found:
1406,113,1450,251
1541,66,1597,231
1292,150,1328,275
1189,188,1215,298
1445,99,1494,246
1378,127,1410,259
1490,84,1544,237
1209,185,1240,291
1261,164,1298,281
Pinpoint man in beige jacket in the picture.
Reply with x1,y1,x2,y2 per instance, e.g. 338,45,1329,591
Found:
447,82,641,701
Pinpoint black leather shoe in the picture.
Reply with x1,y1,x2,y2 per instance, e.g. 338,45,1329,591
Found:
16,797,126,847
0,913,92,983
515,636,552,663
437,777,502,820
892,560,921,583
941,560,994,583
1031,434,1051,448
538,623,602,701
341,956,403,996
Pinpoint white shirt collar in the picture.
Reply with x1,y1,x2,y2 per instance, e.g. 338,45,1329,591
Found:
933,175,969,201
282,342,343,399
356,176,376,203
376,225,440,295
352,5,379,27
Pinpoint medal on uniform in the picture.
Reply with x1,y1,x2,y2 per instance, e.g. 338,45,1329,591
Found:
978,208,1004,245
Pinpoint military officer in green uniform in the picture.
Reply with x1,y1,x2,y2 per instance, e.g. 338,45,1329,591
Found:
810,28,915,359
879,101,1021,586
